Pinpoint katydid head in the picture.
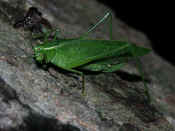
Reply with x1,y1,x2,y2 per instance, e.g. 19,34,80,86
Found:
33,42,57,63
33,45,45,63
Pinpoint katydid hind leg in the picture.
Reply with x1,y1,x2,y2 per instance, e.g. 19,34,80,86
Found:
79,12,112,39
135,57,151,103
108,11,113,40
129,47,151,102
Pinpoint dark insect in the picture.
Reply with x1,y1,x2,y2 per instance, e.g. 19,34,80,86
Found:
14,7,52,33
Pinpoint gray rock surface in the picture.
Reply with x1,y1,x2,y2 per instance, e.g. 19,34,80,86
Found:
0,0,175,131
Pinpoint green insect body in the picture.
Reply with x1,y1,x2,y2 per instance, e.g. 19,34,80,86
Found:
34,39,149,71
33,12,151,99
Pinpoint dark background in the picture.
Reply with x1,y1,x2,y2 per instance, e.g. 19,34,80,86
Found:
98,1,173,65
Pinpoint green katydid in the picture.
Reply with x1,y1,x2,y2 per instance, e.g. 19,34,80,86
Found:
33,12,151,100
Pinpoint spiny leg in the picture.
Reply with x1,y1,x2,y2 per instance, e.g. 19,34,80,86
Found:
32,28,60,42
79,11,113,40
58,66,86,95
31,28,51,40
134,57,151,103
43,28,60,42
53,29,60,40
67,69,85,95
130,47,151,103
